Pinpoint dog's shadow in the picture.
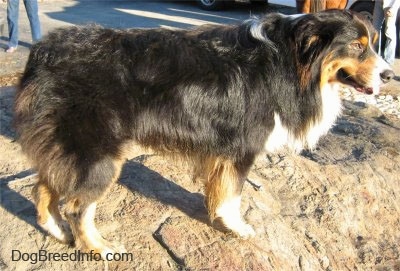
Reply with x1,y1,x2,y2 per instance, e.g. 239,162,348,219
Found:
0,159,210,238
119,158,210,225
0,170,44,233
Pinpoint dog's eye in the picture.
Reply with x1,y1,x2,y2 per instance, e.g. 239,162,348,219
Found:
350,42,364,51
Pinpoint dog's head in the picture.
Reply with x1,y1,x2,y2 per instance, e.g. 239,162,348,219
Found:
249,10,394,95
290,10,394,94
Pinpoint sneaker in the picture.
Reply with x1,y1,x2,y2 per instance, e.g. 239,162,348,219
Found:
5,47,16,53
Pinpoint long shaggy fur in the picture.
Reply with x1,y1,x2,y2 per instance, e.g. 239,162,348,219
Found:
13,10,393,253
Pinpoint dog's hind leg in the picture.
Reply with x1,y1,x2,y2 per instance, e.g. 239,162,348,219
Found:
32,180,73,244
200,157,256,238
65,200,126,259
64,157,125,259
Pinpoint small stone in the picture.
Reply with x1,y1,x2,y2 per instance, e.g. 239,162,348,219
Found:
354,97,366,103
342,92,352,98
321,256,330,269
365,98,377,105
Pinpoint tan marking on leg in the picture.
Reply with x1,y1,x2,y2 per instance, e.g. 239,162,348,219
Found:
112,158,125,184
64,156,127,259
66,200,126,260
199,157,255,238
32,182,73,244
203,158,237,221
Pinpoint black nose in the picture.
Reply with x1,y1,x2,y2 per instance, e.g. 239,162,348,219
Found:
380,69,395,84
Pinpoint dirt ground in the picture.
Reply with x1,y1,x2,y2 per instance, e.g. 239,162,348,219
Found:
1,70,400,271
0,1,399,269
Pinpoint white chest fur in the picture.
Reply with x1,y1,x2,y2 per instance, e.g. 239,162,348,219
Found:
264,83,342,153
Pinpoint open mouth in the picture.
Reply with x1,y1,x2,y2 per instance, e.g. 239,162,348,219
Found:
337,69,373,95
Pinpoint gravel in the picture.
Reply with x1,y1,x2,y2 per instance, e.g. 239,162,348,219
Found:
340,88,400,119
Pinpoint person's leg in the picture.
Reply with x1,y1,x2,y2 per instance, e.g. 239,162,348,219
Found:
383,12,398,64
23,0,41,43
372,0,385,54
7,0,20,49
296,0,305,13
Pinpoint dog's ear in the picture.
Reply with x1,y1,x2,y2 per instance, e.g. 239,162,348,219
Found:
293,18,334,65
292,17,334,91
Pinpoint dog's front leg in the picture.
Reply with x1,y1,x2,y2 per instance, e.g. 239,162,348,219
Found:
200,157,256,238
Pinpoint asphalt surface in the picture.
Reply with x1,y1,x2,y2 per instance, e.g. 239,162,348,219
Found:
0,1,398,94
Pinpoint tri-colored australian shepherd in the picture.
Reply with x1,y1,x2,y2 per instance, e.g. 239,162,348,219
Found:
14,10,394,258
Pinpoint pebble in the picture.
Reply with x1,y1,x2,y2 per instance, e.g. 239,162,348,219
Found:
340,88,400,119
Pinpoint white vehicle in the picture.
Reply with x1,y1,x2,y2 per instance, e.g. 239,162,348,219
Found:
199,0,373,21
267,0,378,21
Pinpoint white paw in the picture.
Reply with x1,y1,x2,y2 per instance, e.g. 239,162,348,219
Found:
232,222,256,239
40,217,74,244
215,196,256,239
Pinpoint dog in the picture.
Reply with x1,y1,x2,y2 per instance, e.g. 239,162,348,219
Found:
14,10,394,258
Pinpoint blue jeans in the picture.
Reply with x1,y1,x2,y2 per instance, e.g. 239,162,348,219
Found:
383,11,398,64
373,0,399,64
7,0,41,48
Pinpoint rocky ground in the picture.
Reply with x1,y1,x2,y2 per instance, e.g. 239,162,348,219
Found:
1,71,400,270
340,87,400,120
0,2,400,269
